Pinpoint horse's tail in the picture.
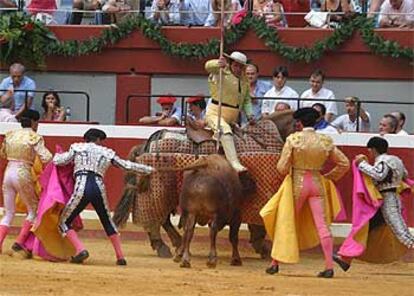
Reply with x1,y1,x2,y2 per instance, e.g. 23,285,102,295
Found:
113,144,146,227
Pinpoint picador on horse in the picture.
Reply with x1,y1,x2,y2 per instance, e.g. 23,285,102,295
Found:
113,51,295,259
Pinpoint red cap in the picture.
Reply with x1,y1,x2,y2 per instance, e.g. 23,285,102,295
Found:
186,95,204,104
156,96,176,105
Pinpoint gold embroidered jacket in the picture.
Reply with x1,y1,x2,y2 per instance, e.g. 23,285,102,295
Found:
0,128,52,164
276,127,350,198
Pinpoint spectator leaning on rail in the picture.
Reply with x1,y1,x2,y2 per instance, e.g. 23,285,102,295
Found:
0,63,36,119
68,0,106,24
41,91,66,122
262,66,299,116
181,0,211,26
378,113,398,135
205,0,242,27
149,0,183,25
331,96,371,133
378,0,414,28
186,95,207,129
391,111,408,135
300,69,338,123
312,103,338,134
241,63,271,125
138,95,182,126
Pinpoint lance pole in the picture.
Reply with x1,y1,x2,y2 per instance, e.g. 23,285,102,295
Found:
216,0,226,152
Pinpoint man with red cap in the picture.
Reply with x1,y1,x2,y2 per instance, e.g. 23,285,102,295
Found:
186,95,207,130
139,95,181,126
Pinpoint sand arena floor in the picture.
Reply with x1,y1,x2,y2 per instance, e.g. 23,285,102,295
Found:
0,220,413,296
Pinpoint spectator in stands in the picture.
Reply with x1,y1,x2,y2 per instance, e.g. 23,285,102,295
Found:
312,103,338,133
0,0,17,13
320,0,353,23
331,96,371,132
262,66,298,116
41,91,66,121
68,0,105,24
241,63,271,124
27,0,57,24
139,95,181,126
252,0,287,27
300,69,337,122
186,95,207,129
391,111,408,135
279,0,309,27
149,0,183,25
101,0,133,23
0,94,17,122
378,0,414,28
368,0,384,17
182,0,211,26
378,113,398,135
0,63,36,118
205,0,242,27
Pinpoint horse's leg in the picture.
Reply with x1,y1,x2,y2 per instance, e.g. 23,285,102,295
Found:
229,212,242,266
180,213,196,268
144,222,173,258
162,214,182,251
248,224,271,259
206,216,219,268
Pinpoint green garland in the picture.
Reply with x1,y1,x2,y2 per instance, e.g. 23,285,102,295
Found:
0,12,412,67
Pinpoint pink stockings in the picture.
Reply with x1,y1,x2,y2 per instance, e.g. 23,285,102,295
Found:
109,234,125,260
296,172,333,270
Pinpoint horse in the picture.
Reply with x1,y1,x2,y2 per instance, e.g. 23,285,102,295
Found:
113,110,295,258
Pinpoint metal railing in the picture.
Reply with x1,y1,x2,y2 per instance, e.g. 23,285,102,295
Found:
0,89,91,121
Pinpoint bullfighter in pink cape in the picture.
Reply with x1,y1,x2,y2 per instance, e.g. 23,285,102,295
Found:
334,137,414,271
23,146,83,261
53,128,155,265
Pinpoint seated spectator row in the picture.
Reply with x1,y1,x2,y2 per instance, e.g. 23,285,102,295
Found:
1,0,412,28
138,65,411,135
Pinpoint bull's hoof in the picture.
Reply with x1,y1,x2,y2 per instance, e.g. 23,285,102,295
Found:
173,253,182,263
230,257,242,266
156,244,173,258
206,257,217,268
180,260,191,268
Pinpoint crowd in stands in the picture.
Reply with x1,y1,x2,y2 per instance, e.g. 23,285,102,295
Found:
0,61,411,135
0,0,412,28
0,63,67,123
137,63,412,135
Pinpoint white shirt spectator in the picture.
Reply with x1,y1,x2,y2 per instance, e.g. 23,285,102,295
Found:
262,85,299,114
332,112,371,132
316,125,339,134
149,0,183,25
300,87,338,116
182,0,210,26
205,0,242,26
396,129,409,135
379,0,414,27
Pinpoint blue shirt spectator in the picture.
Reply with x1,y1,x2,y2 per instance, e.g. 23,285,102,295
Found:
0,63,36,117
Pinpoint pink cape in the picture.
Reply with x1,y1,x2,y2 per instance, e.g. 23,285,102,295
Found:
339,161,413,258
24,147,83,261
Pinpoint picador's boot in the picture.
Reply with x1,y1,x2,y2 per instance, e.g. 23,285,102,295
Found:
220,134,247,173
109,234,127,266
66,229,89,264
0,225,9,254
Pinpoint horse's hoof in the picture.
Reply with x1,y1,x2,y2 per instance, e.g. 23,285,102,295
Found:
206,258,217,268
173,253,182,263
230,258,242,266
180,260,191,268
157,244,173,258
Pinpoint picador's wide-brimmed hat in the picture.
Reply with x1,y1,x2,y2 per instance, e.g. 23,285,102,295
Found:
223,51,248,65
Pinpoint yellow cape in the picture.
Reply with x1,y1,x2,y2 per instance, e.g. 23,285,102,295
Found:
260,174,343,263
